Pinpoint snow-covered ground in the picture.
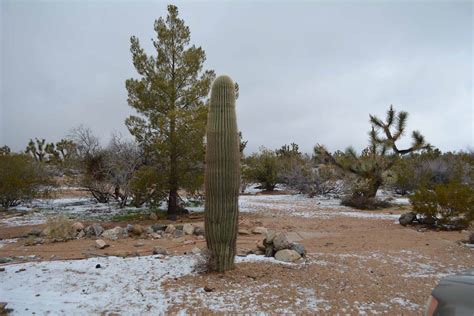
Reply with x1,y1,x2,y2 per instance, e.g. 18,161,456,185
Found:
0,254,291,315
0,189,408,227
1,251,467,314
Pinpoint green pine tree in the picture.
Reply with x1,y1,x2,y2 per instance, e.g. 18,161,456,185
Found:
125,5,215,216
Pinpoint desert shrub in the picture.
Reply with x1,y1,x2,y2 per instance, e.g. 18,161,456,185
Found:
44,216,75,241
279,156,342,197
0,154,49,209
410,182,474,229
341,195,391,210
243,148,281,191
130,165,167,207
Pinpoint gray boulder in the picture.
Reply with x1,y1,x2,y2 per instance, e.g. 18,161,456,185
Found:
151,224,167,232
273,233,291,251
102,227,124,241
399,212,417,226
290,243,306,257
183,224,195,235
85,224,104,237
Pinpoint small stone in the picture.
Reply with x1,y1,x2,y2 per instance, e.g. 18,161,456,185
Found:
28,228,43,237
203,286,215,292
191,247,201,254
149,212,158,221
399,212,417,226
275,249,301,262
0,268,5,272
91,223,104,237
252,248,265,255
237,248,252,257
256,239,266,251
264,231,277,244
197,235,205,240
76,230,85,239
151,224,167,232
153,246,169,255
184,240,195,245
95,239,109,249
193,226,205,236
95,264,101,269
72,222,85,232
130,224,144,236
183,224,195,235
265,246,274,257
290,243,306,257
165,224,176,234
252,227,268,235
238,229,251,235
173,229,184,238
150,232,162,239
134,240,145,247
102,227,124,241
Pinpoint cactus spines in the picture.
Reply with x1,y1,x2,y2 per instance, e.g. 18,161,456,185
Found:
204,75,240,272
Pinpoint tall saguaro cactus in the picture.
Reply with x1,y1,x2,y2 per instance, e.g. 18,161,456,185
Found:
204,75,240,272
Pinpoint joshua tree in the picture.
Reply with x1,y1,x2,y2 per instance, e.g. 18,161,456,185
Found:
26,138,47,162
316,105,430,198
204,76,240,272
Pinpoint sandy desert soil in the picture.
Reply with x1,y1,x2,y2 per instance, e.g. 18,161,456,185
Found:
0,189,473,314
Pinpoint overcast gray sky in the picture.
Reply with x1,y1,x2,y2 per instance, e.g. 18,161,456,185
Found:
1,0,472,154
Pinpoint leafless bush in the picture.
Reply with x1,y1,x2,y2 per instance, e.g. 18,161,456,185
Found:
44,216,75,241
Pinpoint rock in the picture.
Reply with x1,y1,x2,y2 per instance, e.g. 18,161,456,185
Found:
197,235,205,240
193,226,205,236
469,232,474,244
237,248,252,257
28,228,43,237
174,237,185,243
134,240,145,247
150,232,162,239
175,225,184,230
183,224,195,235
102,227,124,241
238,229,251,235
399,212,417,226
72,222,85,232
184,240,195,245
130,224,145,236
265,246,274,257
256,239,266,251
151,224,167,232
290,243,306,257
95,239,109,249
252,248,265,255
273,233,291,251
149,212,158,221
0,257,13,264
76,230,85,239
204,286,215,292
85,223,104,237
275,249,301,262
252,227,268,235
146,226,154,234
165,224,176,234
153,246,169,255
0,268,4,272
95,264,101,269
173,229,184,238
191,247,201,254
264,231,277,245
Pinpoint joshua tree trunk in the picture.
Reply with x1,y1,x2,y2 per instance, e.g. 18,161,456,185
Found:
204,75,240,272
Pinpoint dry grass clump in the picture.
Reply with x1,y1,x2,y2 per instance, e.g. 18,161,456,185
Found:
44,215,75,241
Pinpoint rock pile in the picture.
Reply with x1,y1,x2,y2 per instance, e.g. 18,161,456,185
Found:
256,231,306,263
